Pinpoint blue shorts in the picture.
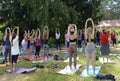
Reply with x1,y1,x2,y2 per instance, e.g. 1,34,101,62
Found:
85,44,96,53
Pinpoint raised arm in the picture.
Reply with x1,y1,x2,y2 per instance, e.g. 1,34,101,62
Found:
85,19,88,39
24,30,28,36
7,27,12,40
5,28,8,35
74,24,77,37
16,26,19,36
90,18,95,38
67,24,71,36
28,30,30,37
7,27,11,36
31,29,35,37
36,28,40,38
47,27,49,39
12,27,16,34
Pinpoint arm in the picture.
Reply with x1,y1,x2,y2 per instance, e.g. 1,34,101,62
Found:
5,28,8,35
24,30,27,37
67,24,71,37
12,27,16,34
7,27,12,40
47,28,49,39
91,19,95,39
85,19,88,39
16,26,19,36
31,29,35,37
28,30,30,37
37,28,40,38
73,24,77,38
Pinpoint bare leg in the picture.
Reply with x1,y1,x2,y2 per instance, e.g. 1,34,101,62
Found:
103,56,105,63
13,62,16,72
86,53,90,75
74,45,77,69
30,46,33,57
69,45,72,70
92,53,96,75
106,55,109,62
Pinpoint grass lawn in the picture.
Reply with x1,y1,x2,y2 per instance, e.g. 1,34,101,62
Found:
0,46,120,81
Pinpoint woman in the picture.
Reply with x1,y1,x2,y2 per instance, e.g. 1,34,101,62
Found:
65,30,69,48
55,28,61,50
96,30,100,46
77,29,82,49
85,18,96,75
111,31,116,46
1,33,6,56
4,28,12,65
29,29,35,56
81,29,86,46
21,31,28,54
11,27,20,72
43,26,49,60
100,29,110,62
68,24,77,70
35,28,41,57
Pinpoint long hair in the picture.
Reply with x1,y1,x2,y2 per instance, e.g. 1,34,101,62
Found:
43,26,49,40
11,33,16,45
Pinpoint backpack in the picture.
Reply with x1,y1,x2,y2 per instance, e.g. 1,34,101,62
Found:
105,74,115,81
96,74,105,79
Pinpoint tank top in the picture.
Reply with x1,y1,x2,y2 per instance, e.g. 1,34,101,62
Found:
36,38,41,46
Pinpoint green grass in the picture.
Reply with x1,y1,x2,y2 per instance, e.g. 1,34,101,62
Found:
0,47,120,81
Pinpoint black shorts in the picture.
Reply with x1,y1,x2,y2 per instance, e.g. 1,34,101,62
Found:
12,55,19,63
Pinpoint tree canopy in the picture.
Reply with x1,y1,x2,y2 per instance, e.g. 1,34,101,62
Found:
0,0,111,43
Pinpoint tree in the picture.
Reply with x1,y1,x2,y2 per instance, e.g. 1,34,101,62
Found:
0,0,103,44
100,0,120,20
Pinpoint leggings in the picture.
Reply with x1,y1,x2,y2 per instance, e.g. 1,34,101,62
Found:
35,45,41,56
69,44,77,68
78,40,81,48
4,49,11,63
56,39,61,50
112,38,116,46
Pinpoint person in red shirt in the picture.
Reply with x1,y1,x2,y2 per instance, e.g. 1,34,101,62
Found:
100,29,110,62
111,31,116,46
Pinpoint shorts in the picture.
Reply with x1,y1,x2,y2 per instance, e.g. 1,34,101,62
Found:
12,55,19,63
85,44,96,53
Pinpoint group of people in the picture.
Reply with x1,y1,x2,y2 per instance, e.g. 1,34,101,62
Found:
64,18,118,74
0,18,119,74
1,27,20,72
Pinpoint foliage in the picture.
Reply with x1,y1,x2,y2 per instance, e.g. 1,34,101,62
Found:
100,0,120,20
0,0,103,43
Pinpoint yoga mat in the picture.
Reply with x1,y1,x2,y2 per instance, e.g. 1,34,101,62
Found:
99,57,114,64
0,64,7,67
80,66,101,77
58,64,82,75
96,46,101,48
39,58,53,63
23,57,38,61
117,56,120,59
23,56,45,61
32,58,53,63
109,53,118,56
64,57,79,62
6,67,36,73
77,48,83,52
